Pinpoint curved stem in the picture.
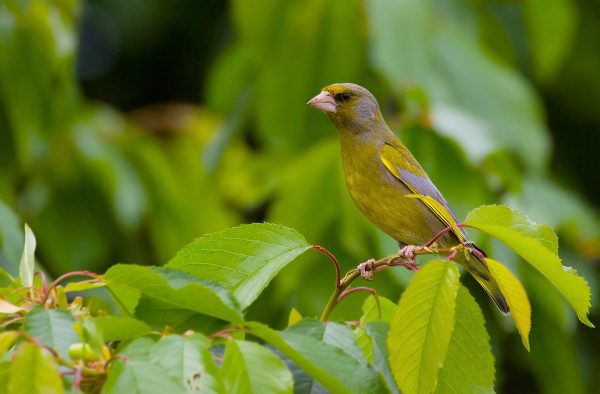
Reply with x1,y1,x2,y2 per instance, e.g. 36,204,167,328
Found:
40,271,100,305
312,245,341,286
320,244,465,321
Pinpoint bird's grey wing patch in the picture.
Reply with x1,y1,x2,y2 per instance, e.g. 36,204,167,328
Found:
398,169,468,239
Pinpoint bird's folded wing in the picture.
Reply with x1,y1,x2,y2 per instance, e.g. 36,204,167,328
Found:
380,143,466,243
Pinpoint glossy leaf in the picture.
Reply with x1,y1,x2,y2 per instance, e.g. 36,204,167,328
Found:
23,307,79,360
247,321,384,394
167,223,311,309
466,205,593,327
222,340,293,394
434,286,495,394
104,265,243,324
487,258,532,350
388,260,459,394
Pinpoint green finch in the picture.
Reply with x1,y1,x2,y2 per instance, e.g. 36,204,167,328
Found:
308,83,509,314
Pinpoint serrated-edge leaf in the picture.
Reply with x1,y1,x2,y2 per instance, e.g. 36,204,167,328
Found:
104,265,244,324
465,205,593,327
18,224,35,293
435,286,495,394
23,307,79,360
388,260,459,394
167,223,311,309
103,359,187,394
486,258,531,350
150,334,225,393
247,322,381,394
222,340,293,394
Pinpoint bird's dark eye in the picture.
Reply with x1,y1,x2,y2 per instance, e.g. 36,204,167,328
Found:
335,92,352,102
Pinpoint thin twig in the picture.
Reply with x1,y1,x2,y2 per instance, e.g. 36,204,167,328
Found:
312,245,341,286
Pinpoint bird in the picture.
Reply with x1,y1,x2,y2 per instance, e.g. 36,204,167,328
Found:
307,83,509,314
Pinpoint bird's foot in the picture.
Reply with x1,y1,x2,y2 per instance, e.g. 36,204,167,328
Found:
395,245,426,271
357,258,377,280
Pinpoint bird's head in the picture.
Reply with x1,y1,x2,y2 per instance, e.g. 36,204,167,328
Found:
307,83,382,133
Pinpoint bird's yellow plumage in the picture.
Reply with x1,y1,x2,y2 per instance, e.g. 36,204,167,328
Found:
308,83,509,314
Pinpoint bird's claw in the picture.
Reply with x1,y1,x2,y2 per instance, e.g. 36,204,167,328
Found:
357,258,377,280
395,245,425,271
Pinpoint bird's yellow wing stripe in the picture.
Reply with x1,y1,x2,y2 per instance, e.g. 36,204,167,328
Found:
381,148,465,243
404,194,465,243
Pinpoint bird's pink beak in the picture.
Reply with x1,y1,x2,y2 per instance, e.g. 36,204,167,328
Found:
307,91,336,113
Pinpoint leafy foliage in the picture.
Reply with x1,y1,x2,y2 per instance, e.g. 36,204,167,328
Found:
0,0,599,392
1,214,592,392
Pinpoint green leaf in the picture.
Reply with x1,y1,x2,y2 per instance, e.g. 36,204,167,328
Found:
388,260,459,394
222,340,293,394
486,258,531,351
0,331,18,356
103,359,187,394
434,286,495,394
268,140,341,243
362,322,399,394
361,295,397,323
167,223,311,310
94,316,152,342
150,334,225,393
18,223,35,294
63,280,107,293
247,322,384,394
104,265,244,324
465,205,593,327
0,200,23,277
523,0,577,82
8,342,64,394
23,307,79,360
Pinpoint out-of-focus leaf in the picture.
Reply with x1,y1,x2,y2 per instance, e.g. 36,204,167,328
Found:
365,0,550,169
524,0,577,82
435,286,495,394
63,280,107,293
250,0,366,150
247,321,384,394
0,331,18,356
505,176,600,252
104,265,243,324
0,201,22,276
167,223,311,310
0,299,24,313
222,340,293,394
360,295,396,323
8,343,63,394
527,283,585,394
466,205,593,327
268,139,340,242
487,258,531,350
388,260,459,394
18,223,35,292
94,316,152,342
23,307,79,360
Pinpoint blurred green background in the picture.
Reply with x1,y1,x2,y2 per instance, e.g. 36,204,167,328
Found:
1,0,599,392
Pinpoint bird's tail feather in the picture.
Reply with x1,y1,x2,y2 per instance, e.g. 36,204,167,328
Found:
456,247,510,315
